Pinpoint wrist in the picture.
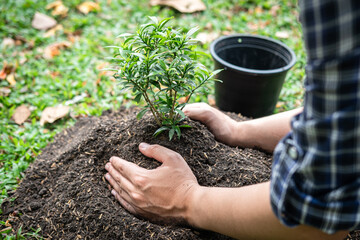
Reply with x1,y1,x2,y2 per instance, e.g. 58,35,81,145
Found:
231,121,252,147
184,186,209,229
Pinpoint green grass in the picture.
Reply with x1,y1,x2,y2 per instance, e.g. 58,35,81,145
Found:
0,0,304,238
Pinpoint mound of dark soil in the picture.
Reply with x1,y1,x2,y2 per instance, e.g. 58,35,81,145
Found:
2,109,355,239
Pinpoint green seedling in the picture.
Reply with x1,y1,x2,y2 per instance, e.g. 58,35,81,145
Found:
107,17,221,140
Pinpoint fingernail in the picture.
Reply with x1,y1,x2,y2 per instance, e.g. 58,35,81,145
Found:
105,163,110,170
111,189,116,196
139,142,149,150
105,173,110,180
110,156,115,163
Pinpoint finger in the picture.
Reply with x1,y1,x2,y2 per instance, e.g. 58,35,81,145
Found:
105,173,133,203
139,143,182,165
105,162,137,193
109,156,146,182
111,189,137,215
183,103,211,122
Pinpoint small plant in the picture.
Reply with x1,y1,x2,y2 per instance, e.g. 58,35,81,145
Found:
107,17,221,140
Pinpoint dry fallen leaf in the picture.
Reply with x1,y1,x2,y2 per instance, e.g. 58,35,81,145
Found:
195,32,219,44
44,24,64,38
270,5,280,16
0,87,11,96
43,41,72,59
207,95,216,106
254,6,263,14
6,73,16,86
77,1,100,14
0,62,15,80
46,1,69,17
178,96,190,104
150,0,206,13
2,38,15,49
31,12,57,30
275,31,290,39
12,105,31,125
40,105,70,125
247,20,270,31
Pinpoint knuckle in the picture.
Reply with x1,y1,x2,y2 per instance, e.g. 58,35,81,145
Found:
169,151,181,160
133,175,147,188
111,173,121,183
150,144,160,152
130,192,143,203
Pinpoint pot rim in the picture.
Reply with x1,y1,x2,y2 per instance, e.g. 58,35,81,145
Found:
210,34,297,75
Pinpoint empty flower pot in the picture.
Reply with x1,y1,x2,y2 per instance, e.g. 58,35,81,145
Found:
210,34,296,118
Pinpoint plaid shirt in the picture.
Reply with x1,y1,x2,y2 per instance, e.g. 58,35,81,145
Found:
270,0,360,234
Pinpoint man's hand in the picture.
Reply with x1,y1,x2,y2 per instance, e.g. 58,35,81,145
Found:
184,102,303,152
105,143,199,225
183,103,239,146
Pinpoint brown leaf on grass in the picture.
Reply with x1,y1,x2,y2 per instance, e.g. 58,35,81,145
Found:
46,1,69,17
247,20,270,31
195,32,219,44
40,105,70,125
0,62,15,80
0,87,11,96
77,1,101,14
150,0,206,13
43,41,72,59
270,5,281,16
31,12,57,30
12,105,31,125
0,62,17,85
275,31,289,39
44,24,63,38
255,6,263,14
64,29,82,43
2,38,15,49
178,96,190,104
6,73,16,86
207,95,216,107
95,62,113,85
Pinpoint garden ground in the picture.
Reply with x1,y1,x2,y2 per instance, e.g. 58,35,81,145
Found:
1,0,304,238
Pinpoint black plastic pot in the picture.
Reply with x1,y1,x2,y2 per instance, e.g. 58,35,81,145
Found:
210,34,296,118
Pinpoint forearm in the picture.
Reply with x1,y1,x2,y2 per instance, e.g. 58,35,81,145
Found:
232,108,303,152
186,182,347,240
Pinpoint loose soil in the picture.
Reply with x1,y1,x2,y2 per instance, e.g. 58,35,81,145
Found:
1,109,357,239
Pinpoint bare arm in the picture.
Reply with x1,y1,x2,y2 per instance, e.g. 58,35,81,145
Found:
183,103,302,152
105,144,347,240
188,182,347,240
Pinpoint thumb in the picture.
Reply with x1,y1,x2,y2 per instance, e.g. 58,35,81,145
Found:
139,143,182,165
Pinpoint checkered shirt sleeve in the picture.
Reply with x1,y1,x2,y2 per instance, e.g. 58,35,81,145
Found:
270,0,360,234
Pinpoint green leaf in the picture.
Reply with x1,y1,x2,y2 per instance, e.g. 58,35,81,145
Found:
169,128,175,140
174,125,181,138
104,45,122,49
116,33,133,38
179,124,192,128
131,52,145,59
153,126,169,137
148,16,159,25
136,108,148,120
175,108,186,120
158,17,173,29
134,93,142,103
210,69,223,78
150,80,161,90
186,26,200,38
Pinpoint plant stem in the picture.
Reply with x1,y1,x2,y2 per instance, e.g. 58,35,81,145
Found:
170,90,177,121
143,92,162,126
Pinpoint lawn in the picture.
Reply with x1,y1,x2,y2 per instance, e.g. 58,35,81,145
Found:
0,0,304,238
